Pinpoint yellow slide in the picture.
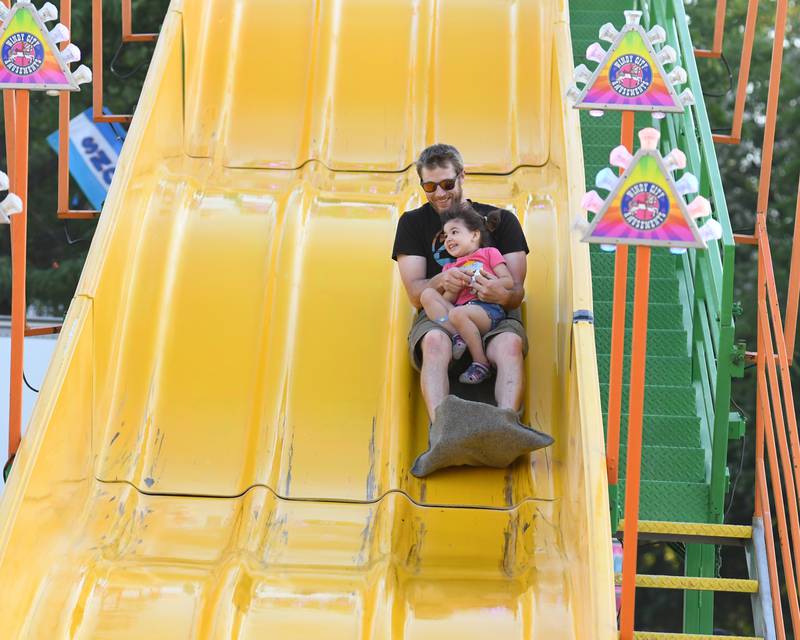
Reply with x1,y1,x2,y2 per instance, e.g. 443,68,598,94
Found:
0,0,616,636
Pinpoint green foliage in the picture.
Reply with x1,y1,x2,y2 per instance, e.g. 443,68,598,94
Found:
0,0,168,316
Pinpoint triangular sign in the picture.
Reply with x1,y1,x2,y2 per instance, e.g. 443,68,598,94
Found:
582,149,706,249
0,2,78,91
575,25,683,112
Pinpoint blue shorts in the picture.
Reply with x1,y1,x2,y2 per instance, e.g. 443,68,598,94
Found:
465,300,506,330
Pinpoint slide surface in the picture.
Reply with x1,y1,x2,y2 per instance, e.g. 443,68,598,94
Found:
0,1,617,637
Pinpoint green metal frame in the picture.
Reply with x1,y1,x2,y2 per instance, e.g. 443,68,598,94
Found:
641,0,738,632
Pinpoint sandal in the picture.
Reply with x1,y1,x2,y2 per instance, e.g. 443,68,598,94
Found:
459,362,492,385
451,334,468,360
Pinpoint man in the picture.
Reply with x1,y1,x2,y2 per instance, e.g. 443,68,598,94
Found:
392,143,529,422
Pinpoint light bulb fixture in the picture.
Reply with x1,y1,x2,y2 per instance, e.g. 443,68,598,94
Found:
586,42,606,63
581,190,605,213
565,85,581,102
609,145,633,170
38,2,58,22
699,218,723,242
624,10,642,25
595,167,618,192
678,89,695,107
572,215,591,235
657,45,677,65
652,111,666,120
600,244,617,253
687,196,712,219
675,172,699,196
61,43,81,64
638,127,660,150
663,148,687,172
573,64,592,85
670,247,688,255
73,64,92,85
668,67,688,86
646,25,667,44
589,109,604,118
49,23,70,44
0,192,23,223
598,22,619,43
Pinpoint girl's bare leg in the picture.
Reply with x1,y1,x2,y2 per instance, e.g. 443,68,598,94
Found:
420,288,457,335
448,305,492,365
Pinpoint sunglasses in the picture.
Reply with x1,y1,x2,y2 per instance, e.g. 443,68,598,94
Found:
420,177,458,193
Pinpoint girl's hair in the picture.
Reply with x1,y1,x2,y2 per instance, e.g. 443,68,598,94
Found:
441,203,503,247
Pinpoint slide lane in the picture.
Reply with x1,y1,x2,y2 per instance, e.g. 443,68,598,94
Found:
0,1,616,636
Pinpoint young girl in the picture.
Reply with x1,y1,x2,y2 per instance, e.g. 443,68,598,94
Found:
420,204,514,384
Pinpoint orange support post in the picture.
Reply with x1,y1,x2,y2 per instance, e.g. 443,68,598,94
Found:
755,462,787,640
121,0,158,43
756,0,789,217
618,245,651,640
57,0,100,220
694,0,727,59
7,89,30,459
784,179,800,362
92,0,132,125
712,0,758,145
605,111,635,492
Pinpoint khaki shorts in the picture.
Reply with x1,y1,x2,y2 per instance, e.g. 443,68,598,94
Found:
407,307,528,372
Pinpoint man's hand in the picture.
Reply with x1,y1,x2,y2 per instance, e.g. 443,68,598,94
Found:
473,270,511,306
441,268,471,295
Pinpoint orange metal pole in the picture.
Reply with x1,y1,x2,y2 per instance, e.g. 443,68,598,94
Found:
57,0,71,215
606,110,635,489
7,90,29,458
759,221,800,507
712,0,758,145
55,0,101,219
121,0,158,43
756,463,788,640
733,233,758,245
759,306,800,593
92,0,132,125
784,179,800,362
695,0,727,59
757,368,800,630
755,0,789,217
618,246,651,640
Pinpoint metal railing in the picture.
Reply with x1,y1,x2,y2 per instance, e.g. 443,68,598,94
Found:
646,0,737,526
748,0,799,634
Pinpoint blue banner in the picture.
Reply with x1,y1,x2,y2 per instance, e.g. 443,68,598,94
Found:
47,107,126,210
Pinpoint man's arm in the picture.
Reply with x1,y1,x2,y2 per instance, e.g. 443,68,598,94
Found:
397,255,470,309
472,251,527,310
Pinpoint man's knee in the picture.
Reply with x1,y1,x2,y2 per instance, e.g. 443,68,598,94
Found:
421,330,452,364
487,332,524,366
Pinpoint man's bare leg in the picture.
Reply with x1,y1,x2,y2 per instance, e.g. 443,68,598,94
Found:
420,330,452,422
486,332,524,412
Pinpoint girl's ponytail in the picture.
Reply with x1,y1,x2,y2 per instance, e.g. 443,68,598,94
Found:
484,208,503,234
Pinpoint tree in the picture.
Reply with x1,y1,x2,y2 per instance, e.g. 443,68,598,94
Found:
0,0,168,315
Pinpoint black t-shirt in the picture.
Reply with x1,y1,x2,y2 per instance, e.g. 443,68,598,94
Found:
391,201,529,279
